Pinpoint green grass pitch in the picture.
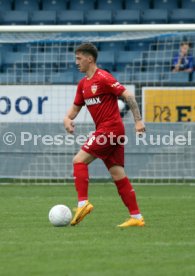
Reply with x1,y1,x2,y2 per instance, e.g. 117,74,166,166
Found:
0,183,195,276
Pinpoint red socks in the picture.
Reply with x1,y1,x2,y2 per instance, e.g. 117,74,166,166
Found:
73,163,89,201
115,177,140,215
73,164,140,215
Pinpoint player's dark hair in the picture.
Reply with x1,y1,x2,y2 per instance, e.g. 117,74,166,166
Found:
75,43,98,61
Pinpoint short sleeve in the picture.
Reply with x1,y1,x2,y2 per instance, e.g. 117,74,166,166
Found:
74,80,85,106
172,54,178,66
102,72,126,96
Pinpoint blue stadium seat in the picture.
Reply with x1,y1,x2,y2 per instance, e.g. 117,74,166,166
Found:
0,0,12,11
112,71,131,83
0,11,28,25
0,73,18,84
31,53,59,64
75,71,86,83
153,0,178,10
192,72,195,82
128,40,150,51
181,0,195,9
117,51,142,64
42,0,67,11
14,0,39,11
49,71,74,84
146,64,169,73
30,11,56,25
131,72,160,82
170,9,195,23
99,42,125,52
97,51,115,64
97,0,123,10
57,11,84,24
0,52,2,70
162,72,189,83
145,50,172,66
113,10,140,24
85,10,112,24
69,0,95,10
97,51,115,71
0,44,14,53
142,9,168,24
116,51,142,71
16,43,39,53
125,0,150,10
3,52,31,70
0,73,8,84
19,73,45,84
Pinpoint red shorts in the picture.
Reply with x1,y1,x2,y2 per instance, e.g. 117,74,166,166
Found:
81,130,125,170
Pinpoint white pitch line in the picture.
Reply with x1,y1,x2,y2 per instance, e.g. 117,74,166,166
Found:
0,182,195,186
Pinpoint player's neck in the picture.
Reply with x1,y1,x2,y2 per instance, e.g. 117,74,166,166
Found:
86,65,98,80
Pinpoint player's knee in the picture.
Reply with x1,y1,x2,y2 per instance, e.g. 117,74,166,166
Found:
73,156,81,164
109,166,126,181
72,155,88,164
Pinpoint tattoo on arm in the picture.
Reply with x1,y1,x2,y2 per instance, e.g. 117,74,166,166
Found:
125,95,142,122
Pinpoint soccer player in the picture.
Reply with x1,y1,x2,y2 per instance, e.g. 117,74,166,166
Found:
64,43,146,228
172,41,193,72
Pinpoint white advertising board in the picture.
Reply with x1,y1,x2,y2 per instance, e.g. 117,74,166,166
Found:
0,85,135,123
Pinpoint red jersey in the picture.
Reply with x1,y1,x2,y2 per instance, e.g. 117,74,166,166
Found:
74,69,126,131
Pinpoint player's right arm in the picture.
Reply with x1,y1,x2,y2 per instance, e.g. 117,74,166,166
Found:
64,104,82,134
172,54,182,72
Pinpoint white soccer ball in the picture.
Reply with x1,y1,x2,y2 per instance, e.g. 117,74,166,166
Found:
48,204,72,227
117,99,125,111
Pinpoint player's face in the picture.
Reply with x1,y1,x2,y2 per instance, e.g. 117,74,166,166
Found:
180,44,189,56
75,52,91,72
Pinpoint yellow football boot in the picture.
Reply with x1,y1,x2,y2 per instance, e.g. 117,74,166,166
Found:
117,217,145,228
71,201,94,226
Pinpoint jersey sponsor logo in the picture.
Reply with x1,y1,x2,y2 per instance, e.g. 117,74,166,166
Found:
91,84,97,94
111,82,120,88
85,97,101,106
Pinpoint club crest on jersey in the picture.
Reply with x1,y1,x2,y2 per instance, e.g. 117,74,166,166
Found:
91,84,97,94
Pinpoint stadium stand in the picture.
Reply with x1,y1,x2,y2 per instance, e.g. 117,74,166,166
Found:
97,50,115,72
49,71,74,84
30,11,56,25
99,41,125,52
0,0,12,11
0,0,194,84
181,0,195,9
0,11,28,25
125,0,150,10
14,0,40,11
69,0,95,10
113,10,140,24
19,72,45,84
42,0,67,11
142,9,168,24
170,9,195,24
57,10,84,25
131,71,160,82
85,10,112,24
97,0,123,10
153,0,178,10
162,72,190,82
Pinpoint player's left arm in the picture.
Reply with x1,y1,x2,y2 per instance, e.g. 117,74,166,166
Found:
184,56,194,72
121,90,146,133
